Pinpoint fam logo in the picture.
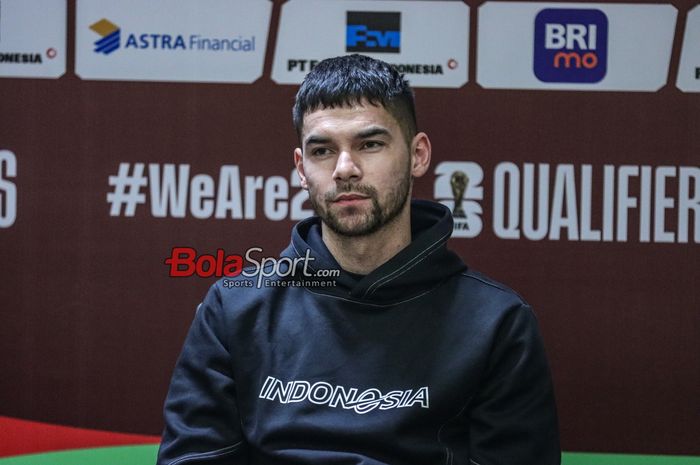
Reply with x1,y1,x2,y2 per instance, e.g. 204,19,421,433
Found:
346,11,401,53
434,162,483,238
533,8,608,83
90,18,121,55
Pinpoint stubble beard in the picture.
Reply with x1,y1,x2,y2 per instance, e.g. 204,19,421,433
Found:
308,165,412,237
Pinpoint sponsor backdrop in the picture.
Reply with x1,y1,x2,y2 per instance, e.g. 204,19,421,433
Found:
1,0,698,463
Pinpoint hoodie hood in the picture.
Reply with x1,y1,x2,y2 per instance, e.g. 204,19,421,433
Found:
281,199,467,304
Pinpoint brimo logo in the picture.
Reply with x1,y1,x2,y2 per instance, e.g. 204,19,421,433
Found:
533,8,608,83
164,247,339,288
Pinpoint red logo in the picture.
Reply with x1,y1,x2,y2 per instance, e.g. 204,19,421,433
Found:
164,247,244,278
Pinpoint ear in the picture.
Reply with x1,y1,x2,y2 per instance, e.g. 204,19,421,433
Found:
294,147,308,190
410,132,431,178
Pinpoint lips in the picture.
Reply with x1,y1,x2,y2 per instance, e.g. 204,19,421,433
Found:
333,193,369,202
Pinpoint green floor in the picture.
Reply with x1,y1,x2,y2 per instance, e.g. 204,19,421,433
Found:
0,445,698,465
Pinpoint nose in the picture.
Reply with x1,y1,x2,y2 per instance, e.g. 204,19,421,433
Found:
332,150,362,182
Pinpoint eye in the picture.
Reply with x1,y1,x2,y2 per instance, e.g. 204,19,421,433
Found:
361,140,384,150
310,147,331,156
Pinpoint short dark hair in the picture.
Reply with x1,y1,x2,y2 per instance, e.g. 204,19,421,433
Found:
292,54,417,145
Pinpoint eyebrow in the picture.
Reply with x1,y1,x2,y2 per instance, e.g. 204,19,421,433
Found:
304,127,391,147
304,135,332,146
356,127,391,140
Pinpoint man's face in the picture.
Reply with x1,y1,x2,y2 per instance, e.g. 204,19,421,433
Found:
294,102,415,237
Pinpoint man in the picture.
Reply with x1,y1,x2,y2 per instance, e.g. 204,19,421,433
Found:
157,54,560,465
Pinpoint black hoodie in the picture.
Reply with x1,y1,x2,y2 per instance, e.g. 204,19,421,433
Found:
157,200,561,465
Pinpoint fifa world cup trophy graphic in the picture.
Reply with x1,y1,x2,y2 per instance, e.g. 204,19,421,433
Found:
450,171,469,218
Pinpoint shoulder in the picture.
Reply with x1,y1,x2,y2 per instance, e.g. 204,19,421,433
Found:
445,268,540,334
456,268,530,307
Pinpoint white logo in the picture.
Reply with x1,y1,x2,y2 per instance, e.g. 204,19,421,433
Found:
434,162,484,238
676,5,700,92
272,0,469,89
259,376,429,415
0,0,66,79
75,0,271,83
477,2,677,92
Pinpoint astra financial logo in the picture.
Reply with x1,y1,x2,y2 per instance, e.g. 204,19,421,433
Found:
90,18,120,55
533,8,608,83
346,11,401,53
88,18,255,56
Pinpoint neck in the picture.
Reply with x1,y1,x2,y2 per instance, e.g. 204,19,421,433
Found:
321,205,412,275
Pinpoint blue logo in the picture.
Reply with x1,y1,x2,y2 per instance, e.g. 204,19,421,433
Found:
533,9,608,83
346,11,400,53
90,18,121,55
88,19,255,55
